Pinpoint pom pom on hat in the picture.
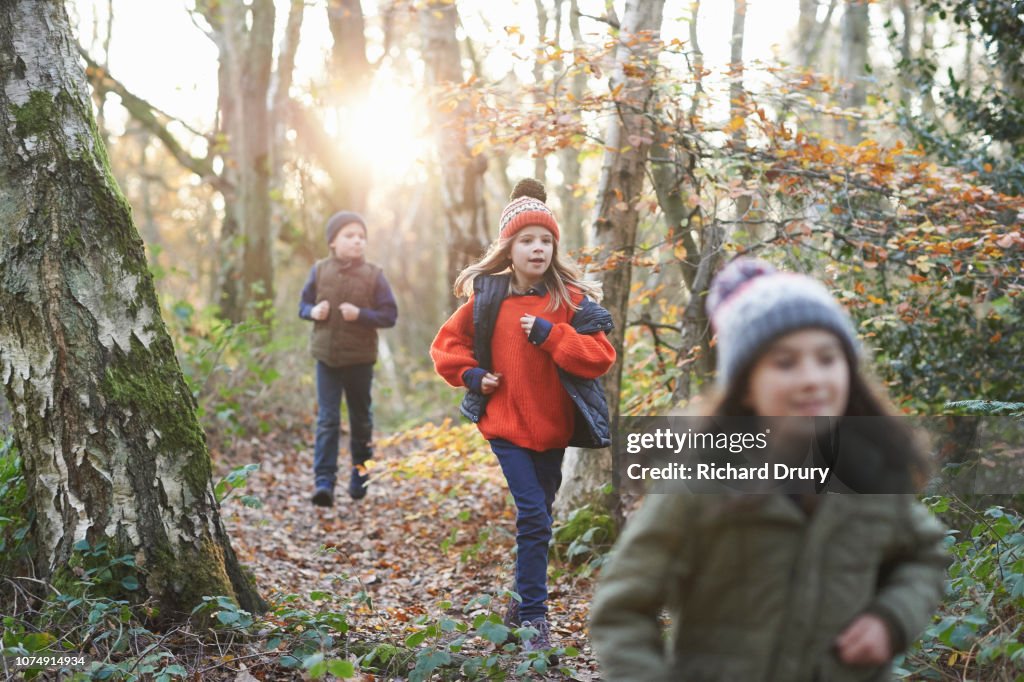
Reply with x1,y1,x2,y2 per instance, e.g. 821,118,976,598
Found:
325,211,367,245
707,257,861,387
499,179,560,242
706,258,776,316
511,178,547,202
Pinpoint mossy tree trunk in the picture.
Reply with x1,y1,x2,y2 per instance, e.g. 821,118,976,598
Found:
556,0,666,518
0,0,263,617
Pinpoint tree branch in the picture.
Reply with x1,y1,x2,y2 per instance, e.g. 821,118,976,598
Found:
576,11,620,30
79,49,227,191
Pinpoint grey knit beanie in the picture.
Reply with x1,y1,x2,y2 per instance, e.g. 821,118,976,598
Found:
707,258,860,388
325,211,367,245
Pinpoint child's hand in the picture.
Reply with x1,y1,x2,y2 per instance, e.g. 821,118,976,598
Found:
339,302,360,321
520,314,535,336
311,301,330,320
481,372,502,395
835,613,893,666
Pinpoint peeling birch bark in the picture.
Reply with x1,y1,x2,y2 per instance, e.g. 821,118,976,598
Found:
0,0,262,616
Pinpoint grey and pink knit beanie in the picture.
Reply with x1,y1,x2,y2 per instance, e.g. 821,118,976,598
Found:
499,179,560,242
706,257,861,387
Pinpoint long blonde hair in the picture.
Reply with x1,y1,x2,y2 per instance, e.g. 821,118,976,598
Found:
453,236,602,311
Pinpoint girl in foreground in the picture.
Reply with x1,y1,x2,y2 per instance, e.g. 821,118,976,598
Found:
590,258,949,681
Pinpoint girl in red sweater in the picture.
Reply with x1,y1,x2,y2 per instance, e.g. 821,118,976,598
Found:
431,179,616,658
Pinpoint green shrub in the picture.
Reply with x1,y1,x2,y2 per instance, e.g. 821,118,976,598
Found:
163,300,280,444
898,497,1024,680
551,504,617,577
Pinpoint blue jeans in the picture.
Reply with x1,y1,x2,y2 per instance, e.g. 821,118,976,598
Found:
313,361,374,490
490,438,565,623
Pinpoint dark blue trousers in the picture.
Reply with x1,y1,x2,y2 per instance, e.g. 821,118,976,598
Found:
490,438,565,623
313,361,374,490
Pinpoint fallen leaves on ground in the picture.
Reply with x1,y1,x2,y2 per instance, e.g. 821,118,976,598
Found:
218,419,604,681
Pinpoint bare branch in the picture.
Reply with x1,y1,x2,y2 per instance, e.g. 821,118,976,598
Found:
576,11,620,30
79,48,225,190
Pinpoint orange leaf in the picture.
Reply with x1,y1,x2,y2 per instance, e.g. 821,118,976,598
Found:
907,274,927,283
724,116,746,133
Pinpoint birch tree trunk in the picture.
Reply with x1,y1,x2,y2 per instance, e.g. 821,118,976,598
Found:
420,0,489,311
0,0,262,616
555,0,665,518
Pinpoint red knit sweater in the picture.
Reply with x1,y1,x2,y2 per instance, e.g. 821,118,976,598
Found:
430,288,616,452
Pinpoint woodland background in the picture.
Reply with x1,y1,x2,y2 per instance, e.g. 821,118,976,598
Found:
1,0,1023,680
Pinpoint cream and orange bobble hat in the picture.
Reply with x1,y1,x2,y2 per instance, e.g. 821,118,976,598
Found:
498,178,560,242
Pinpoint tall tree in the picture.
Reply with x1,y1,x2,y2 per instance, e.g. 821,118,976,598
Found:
838,0,870,143
197,0,276,322
323,0,371,213
796,0,838,68
533,0,550,181
0,0,262,616
555,0,589,250
729,0,754,237
269,0,306,255
420,0,489,309
649,1,721,405
556,0,666,515
84,0,301,324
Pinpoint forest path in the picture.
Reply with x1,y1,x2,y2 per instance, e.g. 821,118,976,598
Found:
218,421,602,680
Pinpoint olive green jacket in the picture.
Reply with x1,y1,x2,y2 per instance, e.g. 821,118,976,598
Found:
589,494,949,682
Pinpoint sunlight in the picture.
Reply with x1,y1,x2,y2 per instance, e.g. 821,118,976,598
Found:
331,71,430,184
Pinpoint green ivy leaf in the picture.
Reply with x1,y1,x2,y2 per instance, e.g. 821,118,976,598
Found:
477,619,510,645
405,630,428,648
327,659,355,678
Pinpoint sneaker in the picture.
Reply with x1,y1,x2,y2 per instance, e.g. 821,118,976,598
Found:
503,598,521,628
348,465,369,500
501,597,521,645
311,486,334,507
520,618,558,665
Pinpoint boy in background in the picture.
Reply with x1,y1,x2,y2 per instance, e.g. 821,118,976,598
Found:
299,211,397,506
